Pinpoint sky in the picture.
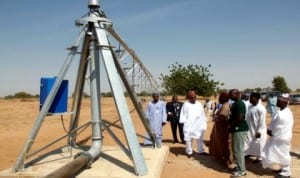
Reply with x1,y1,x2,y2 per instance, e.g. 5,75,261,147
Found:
0,0,299,97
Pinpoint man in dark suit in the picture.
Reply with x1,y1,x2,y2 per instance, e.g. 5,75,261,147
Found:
166,95,184,144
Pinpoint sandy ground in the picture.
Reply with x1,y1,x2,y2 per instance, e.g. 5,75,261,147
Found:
0,97,299,178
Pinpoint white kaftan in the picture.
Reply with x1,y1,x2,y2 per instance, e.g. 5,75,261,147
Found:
144,100,167,145
244,103,267,158
242,100,251,116
262,107,294,174
179,101,207,141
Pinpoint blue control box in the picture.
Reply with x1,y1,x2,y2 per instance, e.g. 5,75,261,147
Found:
40,77,68,113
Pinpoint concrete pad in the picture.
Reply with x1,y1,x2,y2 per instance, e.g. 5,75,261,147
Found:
0,146,169,178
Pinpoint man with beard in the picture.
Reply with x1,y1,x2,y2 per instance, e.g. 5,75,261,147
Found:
179,90,208,157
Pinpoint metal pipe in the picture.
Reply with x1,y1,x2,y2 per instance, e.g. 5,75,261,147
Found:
86,23,103,160
45,23,103,178
45,155,90,178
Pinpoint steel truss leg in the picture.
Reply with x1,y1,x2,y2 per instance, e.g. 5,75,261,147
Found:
12,26,88,172
68,32,91,147
94,22,148,175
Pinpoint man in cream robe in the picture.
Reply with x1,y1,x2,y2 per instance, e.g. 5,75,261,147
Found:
262,95,294,177
244,93,267,162
179,91,207,156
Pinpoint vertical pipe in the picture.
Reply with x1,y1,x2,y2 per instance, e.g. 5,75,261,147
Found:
46,23,103,178
86,23,102,159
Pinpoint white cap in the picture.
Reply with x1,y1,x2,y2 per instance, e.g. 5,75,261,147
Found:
281,93,290,98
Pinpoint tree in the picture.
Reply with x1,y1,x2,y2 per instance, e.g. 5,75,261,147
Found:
101,91,113,97
272,76,291,93
159,62,223,96
4,92,38,99
243,88,254,93
254,87,262,92
137,91,151,96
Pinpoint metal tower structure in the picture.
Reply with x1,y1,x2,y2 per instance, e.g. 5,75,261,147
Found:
107,27,160,93
12,0,160,176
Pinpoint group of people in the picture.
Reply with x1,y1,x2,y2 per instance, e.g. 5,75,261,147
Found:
210,90,294,178
143,89,294,178
144,91,208,156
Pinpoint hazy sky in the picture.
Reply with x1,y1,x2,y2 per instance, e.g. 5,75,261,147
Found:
0,0,299,97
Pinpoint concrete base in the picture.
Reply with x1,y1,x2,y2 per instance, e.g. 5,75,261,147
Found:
0,146,169,178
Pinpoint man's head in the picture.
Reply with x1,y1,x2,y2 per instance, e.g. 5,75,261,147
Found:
219,92,229,104
242,93,250,101
277,93,289,109
187,90,197,104
152,92,160,103
229,89,240,101
172,95,178,102
250,92,260,106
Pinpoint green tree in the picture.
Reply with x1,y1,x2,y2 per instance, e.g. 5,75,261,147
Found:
254,87,262,92
101,91,113,97
159,62,223,96
137,91,150,96
4,92,37,99
272,76,291,93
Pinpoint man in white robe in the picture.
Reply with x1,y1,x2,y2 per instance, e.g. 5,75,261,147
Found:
144,92,167,145
204,98,214,120
244,93,267,162
261,95,294,178
242,93,251,115
179,90,207,156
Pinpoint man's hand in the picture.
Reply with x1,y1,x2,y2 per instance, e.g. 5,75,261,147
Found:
267,129,273,136
167,112,173,117
255,132,261,138
228,126,235,133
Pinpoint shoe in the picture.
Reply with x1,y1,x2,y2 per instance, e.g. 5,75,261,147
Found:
232,171,247,177
181,141,186,144
199,152,209,156
244,155,251,159
276,174,290,178
252,159,261,164
228,167,237,172
187,153,193,158
272,169,282,173
142,143,153,147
